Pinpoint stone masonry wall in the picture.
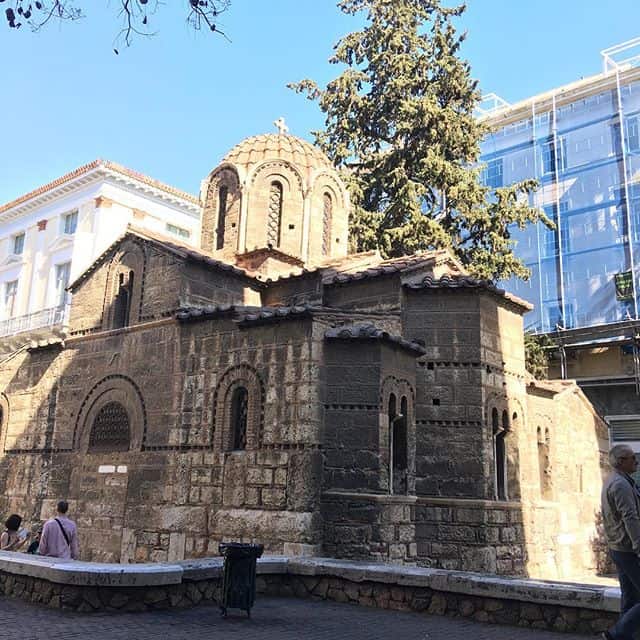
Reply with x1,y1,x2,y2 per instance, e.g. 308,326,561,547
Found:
401,288,490,499
321,493,526,574
0,314,327,563
324,277,402,313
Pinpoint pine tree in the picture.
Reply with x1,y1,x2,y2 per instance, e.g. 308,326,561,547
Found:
524,333,553,379
290,0,549,281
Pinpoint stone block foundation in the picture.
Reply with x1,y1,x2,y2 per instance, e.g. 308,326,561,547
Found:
0,553,620,635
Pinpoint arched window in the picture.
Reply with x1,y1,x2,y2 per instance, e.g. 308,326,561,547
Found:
216,185,228,250
322,192,333,256
113,270,134,329
493,408,507,501
88,402,130,453
267,181,283,248
391,395,409,495
388,394,397,433
537,427,552,500
231,386,249,450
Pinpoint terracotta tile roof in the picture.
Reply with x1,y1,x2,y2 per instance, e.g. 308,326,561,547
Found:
403,275,533,311
237,304,320,326
325,323,426,355
223,134,333,174
264,249,460,286
176,304,240,322
325,250,454,285
68,225,259,291
261,250,381,284
0,159,199,215
176,303,323,326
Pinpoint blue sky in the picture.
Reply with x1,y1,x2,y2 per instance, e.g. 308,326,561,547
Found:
1,0,639,204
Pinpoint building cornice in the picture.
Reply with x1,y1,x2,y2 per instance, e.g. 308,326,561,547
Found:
480,65,640,128
0,160,201,222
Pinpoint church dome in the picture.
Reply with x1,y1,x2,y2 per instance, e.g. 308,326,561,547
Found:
222,133,333,175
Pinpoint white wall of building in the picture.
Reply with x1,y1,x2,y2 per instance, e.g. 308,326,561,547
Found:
0,173,200,327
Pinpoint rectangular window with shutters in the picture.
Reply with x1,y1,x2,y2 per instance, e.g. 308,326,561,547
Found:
607,415,640,442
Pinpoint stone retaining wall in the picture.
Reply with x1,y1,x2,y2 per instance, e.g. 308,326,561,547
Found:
0,553,620,635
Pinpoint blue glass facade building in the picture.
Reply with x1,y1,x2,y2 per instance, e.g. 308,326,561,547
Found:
480,66,640,334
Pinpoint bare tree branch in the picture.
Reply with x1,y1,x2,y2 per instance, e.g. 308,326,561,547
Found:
2,1,231,50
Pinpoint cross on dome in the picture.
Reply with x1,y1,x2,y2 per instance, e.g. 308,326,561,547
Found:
273,117,289,135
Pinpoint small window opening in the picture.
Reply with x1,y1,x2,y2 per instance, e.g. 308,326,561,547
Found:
231,386,248,450
113,270,134,329
493,408,507,501
216,185,228,251
537,427,552,500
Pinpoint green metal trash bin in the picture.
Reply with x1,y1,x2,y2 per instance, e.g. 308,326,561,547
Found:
218,542,264,618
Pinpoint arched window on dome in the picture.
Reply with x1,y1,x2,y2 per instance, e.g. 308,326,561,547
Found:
216,185,228,251
322,192,333,256
267,181,283,248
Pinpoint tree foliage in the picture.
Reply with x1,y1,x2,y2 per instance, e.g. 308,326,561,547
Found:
524,333,554,380
290,0,550,281
1,1,230,50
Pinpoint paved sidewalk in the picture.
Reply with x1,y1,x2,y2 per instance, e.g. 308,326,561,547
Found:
0,595,592,640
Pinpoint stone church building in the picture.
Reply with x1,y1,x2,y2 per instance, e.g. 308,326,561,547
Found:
0,133,607,579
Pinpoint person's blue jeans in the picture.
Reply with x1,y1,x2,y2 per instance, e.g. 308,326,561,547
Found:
609,550,640,639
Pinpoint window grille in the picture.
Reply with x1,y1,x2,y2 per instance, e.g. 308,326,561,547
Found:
322,193,333,256
89,402,130,452
267,182,283,247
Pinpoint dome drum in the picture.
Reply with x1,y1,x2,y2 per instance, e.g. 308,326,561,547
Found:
200,133,349,271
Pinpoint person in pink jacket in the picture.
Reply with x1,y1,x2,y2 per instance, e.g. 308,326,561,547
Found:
38,500,79,560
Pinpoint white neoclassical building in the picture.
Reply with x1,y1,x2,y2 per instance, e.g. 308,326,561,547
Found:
0,160,200,349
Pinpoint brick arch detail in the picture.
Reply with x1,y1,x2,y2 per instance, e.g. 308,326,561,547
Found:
379,376,416,494
102,240,147,330
485,392,525,501
74,375,147,454
212,364,265,451
202,166,241,254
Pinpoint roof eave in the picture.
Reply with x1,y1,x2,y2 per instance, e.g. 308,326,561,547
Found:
0,161,200,222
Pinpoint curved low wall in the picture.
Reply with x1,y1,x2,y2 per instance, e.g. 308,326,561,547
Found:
0,552,620,634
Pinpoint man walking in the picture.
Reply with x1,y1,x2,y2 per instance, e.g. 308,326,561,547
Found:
38,500,79,560
602,444,640,639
